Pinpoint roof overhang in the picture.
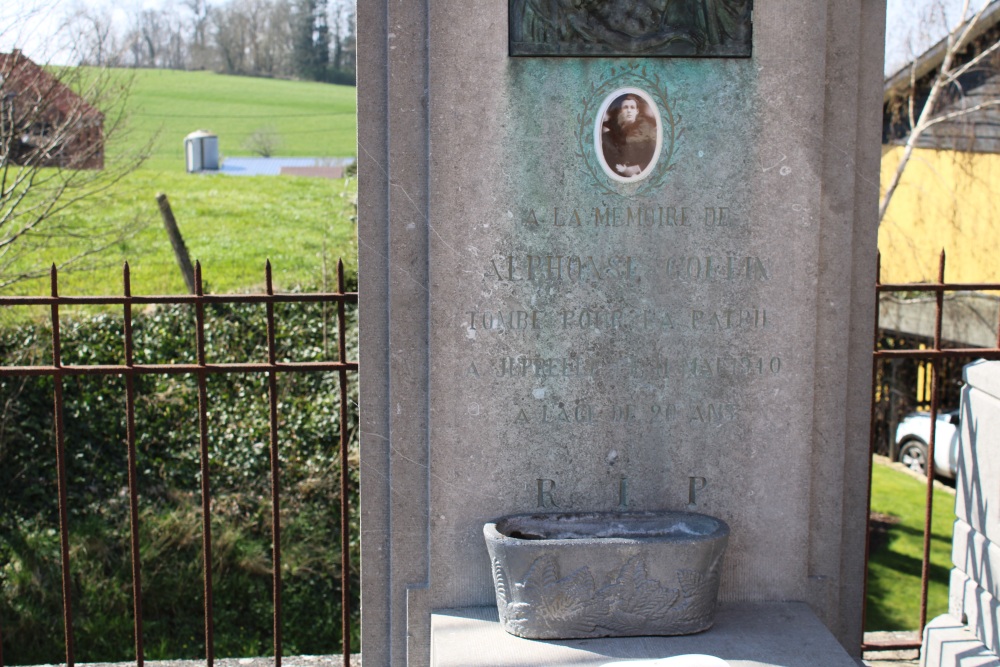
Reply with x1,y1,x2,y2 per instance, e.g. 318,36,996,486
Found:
884,0,1000,103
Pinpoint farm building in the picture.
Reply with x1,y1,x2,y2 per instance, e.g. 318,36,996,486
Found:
879,1,1000,284
875,2,1000,457
0,49,104,170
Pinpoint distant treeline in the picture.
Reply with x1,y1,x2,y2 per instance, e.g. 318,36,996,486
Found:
63,0,356,85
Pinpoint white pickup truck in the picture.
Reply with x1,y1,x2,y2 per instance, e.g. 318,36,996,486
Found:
894,410,960,480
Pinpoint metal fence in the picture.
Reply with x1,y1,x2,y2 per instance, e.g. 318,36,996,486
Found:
0,261,358,667
863,251,1000,653
12,249,1000,661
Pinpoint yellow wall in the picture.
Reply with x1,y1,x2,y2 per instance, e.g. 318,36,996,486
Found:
879,146,1000,283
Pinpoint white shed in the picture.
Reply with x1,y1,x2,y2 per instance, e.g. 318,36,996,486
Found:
184,130,219,172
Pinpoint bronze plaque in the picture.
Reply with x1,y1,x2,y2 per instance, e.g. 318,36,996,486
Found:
510,0,752,57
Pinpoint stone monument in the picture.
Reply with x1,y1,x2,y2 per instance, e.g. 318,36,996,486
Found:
358,1,885,665
923,360,1000,666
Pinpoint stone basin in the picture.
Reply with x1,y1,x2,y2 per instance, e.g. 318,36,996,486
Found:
483,510,730,640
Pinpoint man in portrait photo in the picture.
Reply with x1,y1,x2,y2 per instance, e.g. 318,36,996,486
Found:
601,93,657,178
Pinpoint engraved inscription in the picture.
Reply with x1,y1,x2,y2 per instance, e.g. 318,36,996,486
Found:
679,355,781,377
467,310,542,331
528,476,635,511
513,401,741,425
649,404,678,421
540,403,595,423
466,306,773,334
528,474,716,511
537,478,559,508
509,0,753,58
688,476,708,507
664,255,769,281
612,405,639,422
689,403,737,423
703,207,733,227
490,254,637,282
477,354,783,382
689,308,767,330
525,206,738,229
485,252,771,284
496,355,589,379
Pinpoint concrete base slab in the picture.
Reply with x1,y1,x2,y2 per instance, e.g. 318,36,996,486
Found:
431,602,862,666
922,614,1000,667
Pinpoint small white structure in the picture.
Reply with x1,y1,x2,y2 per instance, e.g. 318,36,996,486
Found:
184,130,219,173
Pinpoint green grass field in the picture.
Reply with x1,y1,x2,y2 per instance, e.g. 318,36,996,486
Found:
0,71,362,661
865,459,956,631
112,68,358,172
2,68,357,305
4,170,357,300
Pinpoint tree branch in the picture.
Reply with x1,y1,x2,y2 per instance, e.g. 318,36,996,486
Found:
880,0,999,223
920,98,1000,128
0,48,151,289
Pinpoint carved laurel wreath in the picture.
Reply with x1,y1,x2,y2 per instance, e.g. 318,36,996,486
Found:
575,63,683,197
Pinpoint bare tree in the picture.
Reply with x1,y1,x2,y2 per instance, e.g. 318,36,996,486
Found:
0,49,150,289
242,0,291,76
183,0,213,69
46,0,350,81
212,3,251,74
880,0,1000,221
329,0,356,82
262,0,296,77
253,0,295,77
60,4,121,67
210,0,296,77
162,12,189,70
243,125,283,157
115,8,186,69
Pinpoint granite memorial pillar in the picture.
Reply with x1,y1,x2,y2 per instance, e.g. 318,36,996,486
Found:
358,1,885,664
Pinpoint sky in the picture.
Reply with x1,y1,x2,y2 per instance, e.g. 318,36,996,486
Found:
0,0,993,75
0,0,195,65
884,0,992,76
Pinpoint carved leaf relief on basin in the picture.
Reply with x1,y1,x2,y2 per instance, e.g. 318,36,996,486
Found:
484,510,729,639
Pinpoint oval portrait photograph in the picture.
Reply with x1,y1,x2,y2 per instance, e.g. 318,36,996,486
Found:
594,88,663,183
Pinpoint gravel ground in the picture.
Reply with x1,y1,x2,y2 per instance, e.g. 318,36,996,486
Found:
864,653,920,666
863,630,922,666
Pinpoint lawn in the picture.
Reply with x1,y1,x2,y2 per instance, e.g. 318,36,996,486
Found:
865,458,957,631
108,68,358,172
1,171,357,303
1,69,358,306
0,69,361,662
